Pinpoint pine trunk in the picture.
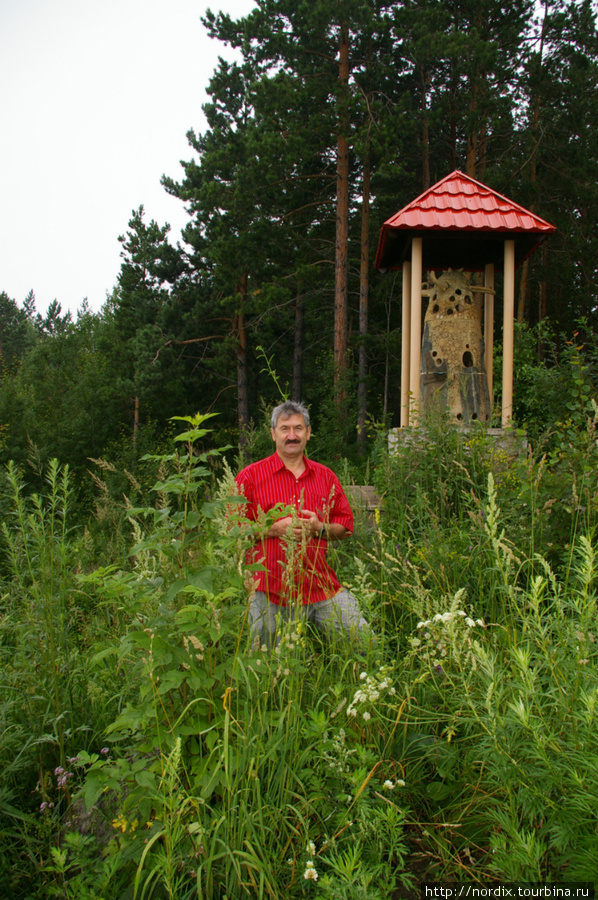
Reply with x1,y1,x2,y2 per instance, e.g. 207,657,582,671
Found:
235,273,249,446
334,21,350,404
292,287,304,401
357,149,370,454
420,66,431,190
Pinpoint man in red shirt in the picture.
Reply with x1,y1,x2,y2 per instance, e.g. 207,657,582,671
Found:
235,400,373,650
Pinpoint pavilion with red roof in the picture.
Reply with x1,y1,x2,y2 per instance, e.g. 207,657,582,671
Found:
375,170,556,427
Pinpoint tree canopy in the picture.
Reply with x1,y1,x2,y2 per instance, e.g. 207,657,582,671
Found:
2,0,598,474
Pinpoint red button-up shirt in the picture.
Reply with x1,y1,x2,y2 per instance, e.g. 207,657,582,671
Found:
235,452,354,606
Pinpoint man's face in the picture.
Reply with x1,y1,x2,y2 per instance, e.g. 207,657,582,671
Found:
271,413,311,459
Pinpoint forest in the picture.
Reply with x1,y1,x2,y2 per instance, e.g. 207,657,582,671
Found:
2,0,598,896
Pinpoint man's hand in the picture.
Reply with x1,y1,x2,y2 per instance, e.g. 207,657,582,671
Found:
265,511,348,542
265,515,299,540
266,513,317,541
297,510,322,539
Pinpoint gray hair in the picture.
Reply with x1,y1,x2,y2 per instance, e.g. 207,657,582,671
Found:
271,400,311,429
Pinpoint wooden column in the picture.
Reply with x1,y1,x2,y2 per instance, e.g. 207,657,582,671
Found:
409,238,423,424
401,260,411,427
502,240,515,426
484,262,495,409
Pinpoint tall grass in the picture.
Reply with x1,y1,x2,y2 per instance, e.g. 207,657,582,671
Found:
0,459,112,896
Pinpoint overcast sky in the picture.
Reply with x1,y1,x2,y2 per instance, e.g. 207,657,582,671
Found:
0,0,254,316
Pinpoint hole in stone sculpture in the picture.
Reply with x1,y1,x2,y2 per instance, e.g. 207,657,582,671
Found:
449,295,455,302
465,296,472,304
466,343,469,348
455,304,461,311
463,351,474,367
456,413,463,421
432,351,437,357
447,308,454,315
433,304,440,313
485,414,489,420
472,413,478,420
455,288,462,295
436,358,442,365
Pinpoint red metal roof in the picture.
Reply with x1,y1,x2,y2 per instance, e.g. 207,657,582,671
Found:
375,170,556,272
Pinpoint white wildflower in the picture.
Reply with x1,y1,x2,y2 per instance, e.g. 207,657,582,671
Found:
360,671,368,681
308,841,316,856
465,617,476,628
362,711,371,721
396,778,406,787
304,861,318,881
383,779,395,790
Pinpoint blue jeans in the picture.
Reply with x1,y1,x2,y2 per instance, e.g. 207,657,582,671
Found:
249,589,375,651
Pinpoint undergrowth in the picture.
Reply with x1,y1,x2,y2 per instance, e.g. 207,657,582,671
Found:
1,398,598,896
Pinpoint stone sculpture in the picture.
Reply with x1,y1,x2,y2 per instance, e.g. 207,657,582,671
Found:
420,269,495,425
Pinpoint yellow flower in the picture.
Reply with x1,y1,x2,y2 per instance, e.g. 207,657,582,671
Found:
112,814,127,834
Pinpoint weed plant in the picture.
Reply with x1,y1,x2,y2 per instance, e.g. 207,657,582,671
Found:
0,458,123,896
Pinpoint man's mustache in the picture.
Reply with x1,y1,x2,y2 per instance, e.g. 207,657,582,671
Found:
285,438,300,444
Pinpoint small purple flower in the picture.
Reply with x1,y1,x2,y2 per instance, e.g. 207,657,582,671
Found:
40,801,48,812
435,664,444,674
67,756,79,764
57,772,74,788
54,766,64,776
100,747,110,756
395,544,401,552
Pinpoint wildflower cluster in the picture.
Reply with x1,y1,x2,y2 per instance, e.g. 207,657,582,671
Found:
275,618,307,657
382,778,406,791
409,595,486,671
54,762,76,789
304,841,318,881
322,727,356,773
347,665,396,721
112,813,139,834
304,860,318,881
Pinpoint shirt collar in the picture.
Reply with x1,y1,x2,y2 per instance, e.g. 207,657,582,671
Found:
272,451,312,475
